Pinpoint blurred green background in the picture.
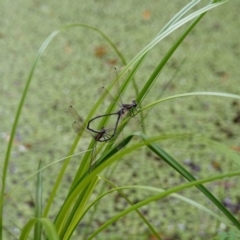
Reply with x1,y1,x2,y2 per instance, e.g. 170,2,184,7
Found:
1,0,240,239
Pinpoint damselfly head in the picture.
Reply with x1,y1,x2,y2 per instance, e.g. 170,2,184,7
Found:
132,100,137,107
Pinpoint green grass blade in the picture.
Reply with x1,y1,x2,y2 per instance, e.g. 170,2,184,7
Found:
34,161,43,240
136,132,240,230
88,170,240,239
20,218,59,240
101,177,162,240
53,135,133,232
140,92,240,113
77,179,239,237
0,22,126,237
58,23,127,65
1,151,89,206
40,25,126,217
61,178,99,240
157,0,200,35
81,184,237,236
137,10,205,104
69,58,143,191
66,1,229,199
118,1,228,79
0,30,59,239
53,134,191,230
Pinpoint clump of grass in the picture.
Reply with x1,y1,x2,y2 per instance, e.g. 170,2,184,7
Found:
2,0,240,239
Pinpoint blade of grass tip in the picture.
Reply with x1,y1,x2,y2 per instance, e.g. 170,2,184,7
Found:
0,30,59,239
87,170,240,239
34,160,43,240
101,177,162,240
135,132,240,231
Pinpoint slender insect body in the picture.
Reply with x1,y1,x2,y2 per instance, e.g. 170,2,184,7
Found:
86,98,138,139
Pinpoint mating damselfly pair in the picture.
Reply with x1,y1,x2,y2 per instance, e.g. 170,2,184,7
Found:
69,86,138,171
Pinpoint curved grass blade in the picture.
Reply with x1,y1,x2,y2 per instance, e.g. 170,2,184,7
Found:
59,178,99,240
20,218,59,240
0,23,125,228
139,92,240,113
53,133,190,232
135,132,240,231
87,170,240,239
101,177,162,240
87,184,237,231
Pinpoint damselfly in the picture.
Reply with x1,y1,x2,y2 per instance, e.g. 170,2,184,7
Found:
87,87,138,136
